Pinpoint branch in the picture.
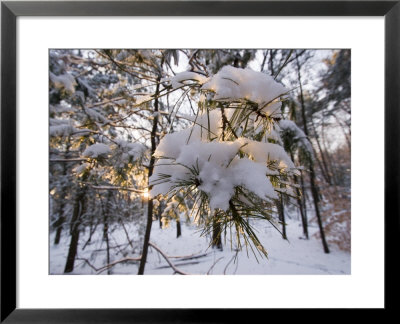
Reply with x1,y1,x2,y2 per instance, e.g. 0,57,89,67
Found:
223,250,239,275
169,252,209,261
50,158,88,162
97,256,142,274
148,242,190,275
77,255,142,274
76,258,100,272
91,185,145,194
206,257,224,275
86,96,125,108
274,49,293,80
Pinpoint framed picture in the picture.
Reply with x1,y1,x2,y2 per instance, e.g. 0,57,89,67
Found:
1,0,398,321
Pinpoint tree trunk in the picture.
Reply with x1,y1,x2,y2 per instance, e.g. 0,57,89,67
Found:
311,119,333,185
277,195,287,240
309,164,330,253
158,202,163,229
64,188,86,273
53,139,70,245
64,226,81,273
103,191,111,274
176,216,181,238
298,171,309,239
212,218,223,250
290,151,308,239
296,54,329,253
269,49,276,76
138,71,162,275
54,216,64,245
138,198,153,275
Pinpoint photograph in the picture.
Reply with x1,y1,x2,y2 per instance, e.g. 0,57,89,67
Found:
49,49,351,275
2,0,397,320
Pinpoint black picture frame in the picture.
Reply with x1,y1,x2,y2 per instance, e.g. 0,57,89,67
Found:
1,0,398,322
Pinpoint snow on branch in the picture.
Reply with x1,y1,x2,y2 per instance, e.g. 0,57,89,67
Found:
201,66,287,116
166,71,209,89
82,143,111,158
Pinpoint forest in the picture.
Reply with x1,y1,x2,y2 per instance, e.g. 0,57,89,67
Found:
49,49,351,275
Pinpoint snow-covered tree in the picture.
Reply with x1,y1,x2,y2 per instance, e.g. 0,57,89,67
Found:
49,50,151,272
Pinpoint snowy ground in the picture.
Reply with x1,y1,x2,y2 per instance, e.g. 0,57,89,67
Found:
50,217,350,275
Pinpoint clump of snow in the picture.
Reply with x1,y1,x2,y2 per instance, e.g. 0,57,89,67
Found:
154,130,191,159
115,140,146,162
50,119,77,137
74,163,90,175
50,103,74,114
196,161,234,210
196,156,279,210
230,158,277,200
166,71,209,89
50,72,76,93
236,138,295,170
154,110,223,159
176,141,240,168
50,124,76,137
77,77,97,98
150,136,288,210
50,118,91,137
85,108,110,124
83,143,111,158
201,66,286,115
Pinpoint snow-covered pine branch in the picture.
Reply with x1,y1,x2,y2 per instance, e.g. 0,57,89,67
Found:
149,66,299,257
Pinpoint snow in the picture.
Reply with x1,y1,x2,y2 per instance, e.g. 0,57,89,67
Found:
84,107,110,124
74,163,89,175
279,119,313,153
49,124,76,137
149,66,299,212
144,218,350,275
237,137,296,170
150,122,296,210
50,103,74,114
82,143,111,158
115,140,145,161
154,110,223,159
49,215,350,275
197,161,235,210
49,119,90,137
230,158,278,200
196,156,280,210
48,50,351,279
150,138,288,210
167,71,209,89
201,66,287,116
50,72,76,93
112,140,145,168
177,140,240,168
77,77,97,98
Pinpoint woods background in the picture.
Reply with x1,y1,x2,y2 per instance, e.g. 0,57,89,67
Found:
49,49,351,275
